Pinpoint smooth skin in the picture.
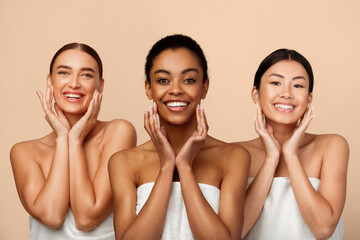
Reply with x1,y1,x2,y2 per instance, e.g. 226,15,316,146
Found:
10,49,136,231
109,48,250,240
237,60,349,239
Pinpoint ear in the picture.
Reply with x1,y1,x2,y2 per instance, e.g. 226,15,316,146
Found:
201,79,209,99
308,92,313,105
98,78,105,93
251,86,260,104
46,74,52,87
145,80,152,100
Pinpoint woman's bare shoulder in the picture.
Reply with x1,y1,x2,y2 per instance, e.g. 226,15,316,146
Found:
204,136,250,164
234,138,263,154
311,134,349,160
108,140,153,169
100,119,136,137
311,133,349,150
10,134,54,163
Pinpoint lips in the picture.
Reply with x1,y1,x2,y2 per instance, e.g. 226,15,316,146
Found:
164,100,189,112
274,103,295,112
63,92,84,103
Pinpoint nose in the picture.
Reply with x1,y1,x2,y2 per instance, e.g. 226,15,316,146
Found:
169,80,184,95
69,76,80,88
280,85,292,98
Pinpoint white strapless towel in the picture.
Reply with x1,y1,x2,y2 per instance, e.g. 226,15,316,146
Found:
136,182,220,240
244,177,344,240
29,209,114,240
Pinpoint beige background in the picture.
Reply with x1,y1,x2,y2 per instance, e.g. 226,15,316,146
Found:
1,0,359,239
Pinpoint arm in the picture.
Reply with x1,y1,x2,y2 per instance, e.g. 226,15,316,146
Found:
69,119,136,231
176,107,250,239
285,135,348,239
109,151,174,240
178,146,250,240
68,90,137,231
10,87,70,228
109,103,175,240
242,103,280,237
283,107,349,239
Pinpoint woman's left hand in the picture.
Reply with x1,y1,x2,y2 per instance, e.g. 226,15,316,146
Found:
175,105,208,168
69,90,102,142
282,105,315,159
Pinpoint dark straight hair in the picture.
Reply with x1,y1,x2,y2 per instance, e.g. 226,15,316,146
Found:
145,34,208,83
254,49,314,93
49,42,103,79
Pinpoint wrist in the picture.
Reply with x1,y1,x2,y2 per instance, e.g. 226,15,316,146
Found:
160,161,175,172
175,159,192,171
283,152,298,162
56,135,68,142
264,156,279,168
68,134,83,145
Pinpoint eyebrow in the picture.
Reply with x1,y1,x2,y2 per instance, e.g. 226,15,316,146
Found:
154,68,199,75
57,65,96,73
268,73,306,81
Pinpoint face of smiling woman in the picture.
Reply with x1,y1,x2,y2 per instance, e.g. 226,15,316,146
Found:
145,48,209,126
48,49,104,115
253,60,312,125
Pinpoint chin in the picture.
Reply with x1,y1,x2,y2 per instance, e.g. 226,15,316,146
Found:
162,115,194,126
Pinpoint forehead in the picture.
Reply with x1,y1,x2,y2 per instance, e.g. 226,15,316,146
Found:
151,48,202,74
52,49,99,72
263,60,309,80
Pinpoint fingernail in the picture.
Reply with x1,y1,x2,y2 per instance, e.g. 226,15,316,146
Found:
153,114,156,119
197,104,200,109
153,102,156,106
201,107,205,112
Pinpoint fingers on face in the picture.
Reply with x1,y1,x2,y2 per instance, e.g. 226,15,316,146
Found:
54,103,64,117
195,105,207,140
144,103,161,142
301,106,315,129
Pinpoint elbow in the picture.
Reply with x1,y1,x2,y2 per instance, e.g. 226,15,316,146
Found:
75,216,99,232
41,213,66,229
313,225,336,240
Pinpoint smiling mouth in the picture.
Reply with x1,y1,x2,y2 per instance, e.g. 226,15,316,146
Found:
64,93,83,99
63,93,85,102
164,101,189,111
274,103,295,112
166,102,188,107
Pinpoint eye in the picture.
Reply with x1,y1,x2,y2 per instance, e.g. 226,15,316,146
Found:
271,81,280,86
82,73,94,78
58,71,69,75
293,84,304,88
157,78,169,84
184,78,195,84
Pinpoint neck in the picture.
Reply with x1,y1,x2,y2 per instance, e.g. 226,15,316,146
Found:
64,112,84,128
266,119,298,146
159,114,198,154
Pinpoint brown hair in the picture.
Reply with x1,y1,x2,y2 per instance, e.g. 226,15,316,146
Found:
49,42,103,78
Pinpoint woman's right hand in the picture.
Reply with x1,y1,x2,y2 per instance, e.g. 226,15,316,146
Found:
254,103,280,162
36,85,70,138
144,102,175,169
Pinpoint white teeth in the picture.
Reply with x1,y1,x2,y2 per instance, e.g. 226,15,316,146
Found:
64,93,82,99
275,104,294,109
167,102,188,107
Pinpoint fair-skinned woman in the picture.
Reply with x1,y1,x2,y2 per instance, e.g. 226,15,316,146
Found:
109,34,250,240
10,43,136,239
237,49,348,240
